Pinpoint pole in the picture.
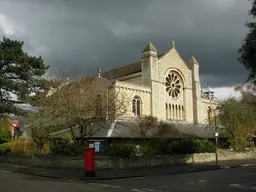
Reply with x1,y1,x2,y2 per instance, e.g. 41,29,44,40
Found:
215,136,218,165
215,112,218,165
210,96,219,166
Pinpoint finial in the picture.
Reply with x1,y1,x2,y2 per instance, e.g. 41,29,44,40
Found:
171,40,175,48
143,42,157,52
98,68,101,77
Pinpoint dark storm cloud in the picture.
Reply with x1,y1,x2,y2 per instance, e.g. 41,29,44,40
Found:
0,0,252,87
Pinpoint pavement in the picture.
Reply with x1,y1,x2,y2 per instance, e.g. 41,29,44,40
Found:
1,163,256,191
0,159,256,181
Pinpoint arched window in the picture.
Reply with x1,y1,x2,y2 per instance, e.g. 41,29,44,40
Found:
207,106,212,124
96,94,102,116
132,96,141,117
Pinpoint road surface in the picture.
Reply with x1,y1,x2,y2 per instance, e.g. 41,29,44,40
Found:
94,165,256,191
1,165,256,191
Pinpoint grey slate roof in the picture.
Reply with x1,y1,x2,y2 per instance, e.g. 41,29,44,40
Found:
49,120,224,139
49,121,112,139
100,53,166,80
110,121,223,139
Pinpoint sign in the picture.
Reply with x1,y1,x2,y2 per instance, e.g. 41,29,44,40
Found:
88,140,104,153
215,132,219,137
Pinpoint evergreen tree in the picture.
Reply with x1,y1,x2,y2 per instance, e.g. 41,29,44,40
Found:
239,0,256,83
0,37,49,114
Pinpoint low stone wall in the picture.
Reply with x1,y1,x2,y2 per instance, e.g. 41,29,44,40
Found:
0,150,256,170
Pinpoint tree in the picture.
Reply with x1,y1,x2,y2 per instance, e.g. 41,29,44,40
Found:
206,99,220,127
234,83,256,106
134,116,180,139
30,75,129,144
131,116,182,156
25,78,66,152
216,97,256,151
0,37,49,114
238,0,256,83
0,116,11,144
26,108,63,153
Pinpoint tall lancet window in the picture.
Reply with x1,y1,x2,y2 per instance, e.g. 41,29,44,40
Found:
132,96,142,117
96,94,102,116
207,106,212,124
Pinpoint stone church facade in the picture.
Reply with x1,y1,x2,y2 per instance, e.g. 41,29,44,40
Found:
97,41,217,125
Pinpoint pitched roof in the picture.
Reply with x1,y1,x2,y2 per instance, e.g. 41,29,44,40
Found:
204,86,214,93
109,121,225,139
100,52,166,80
49,120,226,139
101,61,141,80
49,121,113,138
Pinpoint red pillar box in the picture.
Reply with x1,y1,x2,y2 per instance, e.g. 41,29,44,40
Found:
84,147,95,177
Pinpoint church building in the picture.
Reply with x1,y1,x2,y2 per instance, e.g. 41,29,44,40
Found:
49,41,220,142
98,41,217,125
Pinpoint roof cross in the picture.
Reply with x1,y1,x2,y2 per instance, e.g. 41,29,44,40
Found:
171,40,175,48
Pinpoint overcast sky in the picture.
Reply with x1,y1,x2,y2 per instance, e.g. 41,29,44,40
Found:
0,0,252,98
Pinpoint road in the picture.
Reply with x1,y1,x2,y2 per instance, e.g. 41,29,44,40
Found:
0,169,119,192
95,165,256,192
1,165,256,192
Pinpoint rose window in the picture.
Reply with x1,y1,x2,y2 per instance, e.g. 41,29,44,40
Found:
165,73,182,98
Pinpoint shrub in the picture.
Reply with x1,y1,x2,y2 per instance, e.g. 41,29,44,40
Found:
51,143,84,157
106,145,136,159
139,144,158,156
9,140,38,154
169,139,195,154
0,143,10,155
0,131,11,144
41,143,50,154
192,139,215,153
169,139,215,154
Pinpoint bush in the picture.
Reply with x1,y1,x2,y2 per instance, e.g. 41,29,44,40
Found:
169,139,195,154
140,140,173,156
0,143,10,155
51,143,84,157
139,144,158,156
9,140,50,154
108,139,216,157
0,131,11,144
106,145,136,159
169,139,215,154
9,140,38,154
41,143,50,154
192,139,215,153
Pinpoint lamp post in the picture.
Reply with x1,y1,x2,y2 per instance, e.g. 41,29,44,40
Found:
209,96,219,166
215,132,219,165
